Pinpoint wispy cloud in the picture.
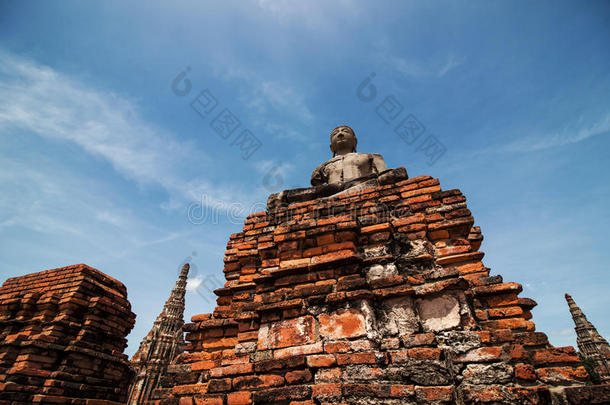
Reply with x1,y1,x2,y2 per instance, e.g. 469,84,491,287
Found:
0,158,88,235
0,150,208,273
503,114,610,152
373,38,465,78
551,328,575,336
258,81,314,123
256,0,361,29
387,54,466,78
210,65,314,141
263,122,306,141
0,50,257,209
253,159,295,175
0,154,157,264
95,211,126,228
237,78,314,129
438,55,466,77
186,276,203,291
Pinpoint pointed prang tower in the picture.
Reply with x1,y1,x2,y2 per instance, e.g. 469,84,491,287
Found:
127,263,190,404
565,293,610,382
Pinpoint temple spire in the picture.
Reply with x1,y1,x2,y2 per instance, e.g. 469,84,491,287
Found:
127,263,190,404
565,293,610,382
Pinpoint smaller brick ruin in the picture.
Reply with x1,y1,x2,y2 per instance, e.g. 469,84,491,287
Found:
0,264,136,404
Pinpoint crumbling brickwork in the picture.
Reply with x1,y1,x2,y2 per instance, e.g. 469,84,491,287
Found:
150,172,603,404
0,264,136,404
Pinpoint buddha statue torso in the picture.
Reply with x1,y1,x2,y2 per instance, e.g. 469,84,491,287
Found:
310,152,387,186
267,125,404,211
310,125,388,186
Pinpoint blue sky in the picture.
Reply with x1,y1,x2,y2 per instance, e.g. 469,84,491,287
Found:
1,1,609,356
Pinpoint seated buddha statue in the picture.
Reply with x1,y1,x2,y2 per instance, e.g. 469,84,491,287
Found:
310,125,388,186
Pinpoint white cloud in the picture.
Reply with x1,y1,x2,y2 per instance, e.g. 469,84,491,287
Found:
258,81,314,123
0,50,256,209
239,78,314,130
256,0,361,29
551,328,575,336
210,65,314,141
0,154,167,249
186,276,203,291
386,54,465,78
252,159,297,193
263,122,305,141
253,159,295,175
131,231,194,251
95,211,126,228
0,159,86,235
373,38,465,79
503,114,610,152
438,55,466,77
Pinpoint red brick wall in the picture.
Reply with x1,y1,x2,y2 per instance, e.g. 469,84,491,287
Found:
0,264,136,404
151,174,594,404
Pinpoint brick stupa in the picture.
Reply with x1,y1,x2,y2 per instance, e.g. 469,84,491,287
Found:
565,293,610,382
0,264,136,404
128,263,190,404
149,167,604,404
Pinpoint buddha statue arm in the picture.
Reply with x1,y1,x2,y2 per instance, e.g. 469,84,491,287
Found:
310,162,328,186
371,153,387,174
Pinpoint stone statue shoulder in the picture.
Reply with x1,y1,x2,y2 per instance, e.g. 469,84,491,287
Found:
310,156,342,186
368,153,388,173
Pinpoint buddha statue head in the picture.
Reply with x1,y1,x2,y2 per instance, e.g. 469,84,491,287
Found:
330,125,357,157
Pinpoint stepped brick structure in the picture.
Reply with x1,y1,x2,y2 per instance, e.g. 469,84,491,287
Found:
0,263,135,404
128,263,190,404
148,168,606,404
565,293,610,382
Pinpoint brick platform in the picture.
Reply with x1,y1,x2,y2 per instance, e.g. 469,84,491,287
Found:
0,264,136,404
151,172,602,404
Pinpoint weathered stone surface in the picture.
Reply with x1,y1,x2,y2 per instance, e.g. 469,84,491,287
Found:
366,263,399,282
416,294,461,332
258,316,317,350
462,363,513,384
377,296,419,337
564,384,610,404
319,308,367,340
436,330,482,355
386,360,452,385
